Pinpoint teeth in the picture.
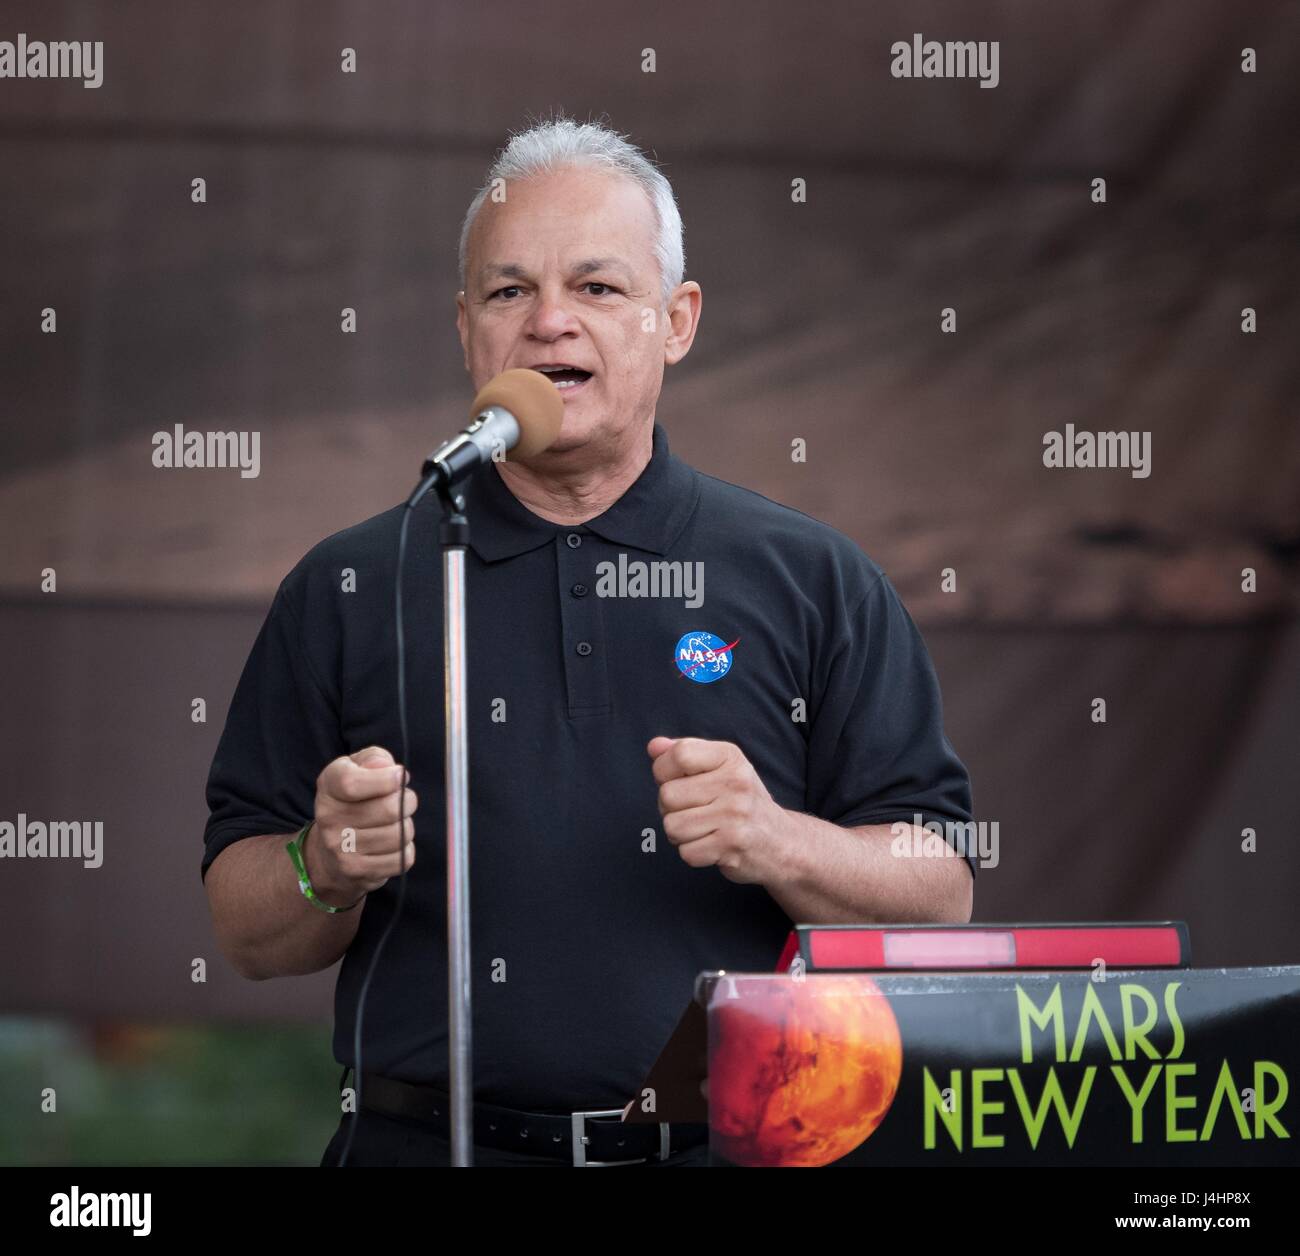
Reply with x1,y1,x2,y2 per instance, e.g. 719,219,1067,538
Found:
555,378,583,389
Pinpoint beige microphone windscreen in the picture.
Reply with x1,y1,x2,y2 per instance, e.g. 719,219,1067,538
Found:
469,368,564,458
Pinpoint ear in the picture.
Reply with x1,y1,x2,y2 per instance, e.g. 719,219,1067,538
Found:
663,281,702,367
455,291,470,372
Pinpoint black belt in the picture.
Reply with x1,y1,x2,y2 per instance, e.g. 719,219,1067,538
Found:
351,1070,709,1165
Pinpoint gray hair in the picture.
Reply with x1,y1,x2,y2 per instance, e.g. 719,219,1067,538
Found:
458,115,685,310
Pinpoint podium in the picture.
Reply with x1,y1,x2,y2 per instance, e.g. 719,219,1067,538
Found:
628,925,1299,1167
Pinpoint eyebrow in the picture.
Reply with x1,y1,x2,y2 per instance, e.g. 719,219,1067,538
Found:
478,257,634,286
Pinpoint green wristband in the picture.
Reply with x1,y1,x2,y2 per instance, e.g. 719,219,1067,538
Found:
286,821,364,913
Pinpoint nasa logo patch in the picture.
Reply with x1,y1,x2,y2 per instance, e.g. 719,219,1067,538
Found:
674,630,739,684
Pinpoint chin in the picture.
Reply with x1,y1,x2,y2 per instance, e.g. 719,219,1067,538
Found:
544,411,601,453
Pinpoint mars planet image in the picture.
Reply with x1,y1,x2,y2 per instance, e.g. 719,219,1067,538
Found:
708,973,903,1166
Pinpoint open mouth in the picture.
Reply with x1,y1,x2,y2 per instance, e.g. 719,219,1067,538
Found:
532,364,594,392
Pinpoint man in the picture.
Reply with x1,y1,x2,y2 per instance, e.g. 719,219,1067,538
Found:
202,116,975,1168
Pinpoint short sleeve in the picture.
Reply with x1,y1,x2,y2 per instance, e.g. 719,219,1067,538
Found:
805,573,977,878
201,574,345,882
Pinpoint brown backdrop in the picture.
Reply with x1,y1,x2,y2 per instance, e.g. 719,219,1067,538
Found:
1,0,1297,1020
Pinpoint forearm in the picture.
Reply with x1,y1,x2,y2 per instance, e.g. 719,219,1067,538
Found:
761,816,973,926
204,832,364,980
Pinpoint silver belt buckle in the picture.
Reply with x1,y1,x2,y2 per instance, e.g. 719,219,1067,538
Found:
570,1108,671,1166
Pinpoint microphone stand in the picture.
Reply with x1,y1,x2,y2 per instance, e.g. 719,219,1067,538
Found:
408,384,553,1167
435,477,473,1167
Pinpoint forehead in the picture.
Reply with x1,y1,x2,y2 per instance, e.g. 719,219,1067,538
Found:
467,166,657,278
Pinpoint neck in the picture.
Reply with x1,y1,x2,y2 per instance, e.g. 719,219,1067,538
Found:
494,423,654,526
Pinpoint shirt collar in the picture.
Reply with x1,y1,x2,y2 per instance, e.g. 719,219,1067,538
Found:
461,421,699,563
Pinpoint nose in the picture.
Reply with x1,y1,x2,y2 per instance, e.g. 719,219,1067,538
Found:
524,284,580,340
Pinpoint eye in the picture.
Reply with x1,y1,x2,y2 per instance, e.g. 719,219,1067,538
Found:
583,282,618,296
487,285,522,301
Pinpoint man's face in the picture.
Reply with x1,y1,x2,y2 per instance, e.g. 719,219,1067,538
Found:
456,166,699,456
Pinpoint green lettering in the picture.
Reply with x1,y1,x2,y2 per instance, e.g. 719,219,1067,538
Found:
923,1067,962,1151
1119,984,1162,1060
1165,1062,1197,1142
1254,1061,1290,1139
1070,983,1123,1062
1016,983,1065,1064
1199,1060,1251,1141
1111,1064,1161,1142
1164,982,1185,1058
971,1069,1004,1148
1007,1066,1096,1149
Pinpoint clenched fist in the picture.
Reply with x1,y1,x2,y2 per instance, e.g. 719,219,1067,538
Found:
307,745,418,905
647,736,789,885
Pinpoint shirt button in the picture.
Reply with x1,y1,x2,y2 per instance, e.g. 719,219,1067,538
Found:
566,533,582,549
575,641,593,656
571,583,588,597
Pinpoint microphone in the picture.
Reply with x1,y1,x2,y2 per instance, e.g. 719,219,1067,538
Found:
410,369,565,506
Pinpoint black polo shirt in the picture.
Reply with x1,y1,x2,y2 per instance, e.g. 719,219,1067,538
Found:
202,420,975,1111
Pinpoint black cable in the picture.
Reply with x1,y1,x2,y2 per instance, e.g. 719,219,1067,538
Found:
336,499,418,1166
